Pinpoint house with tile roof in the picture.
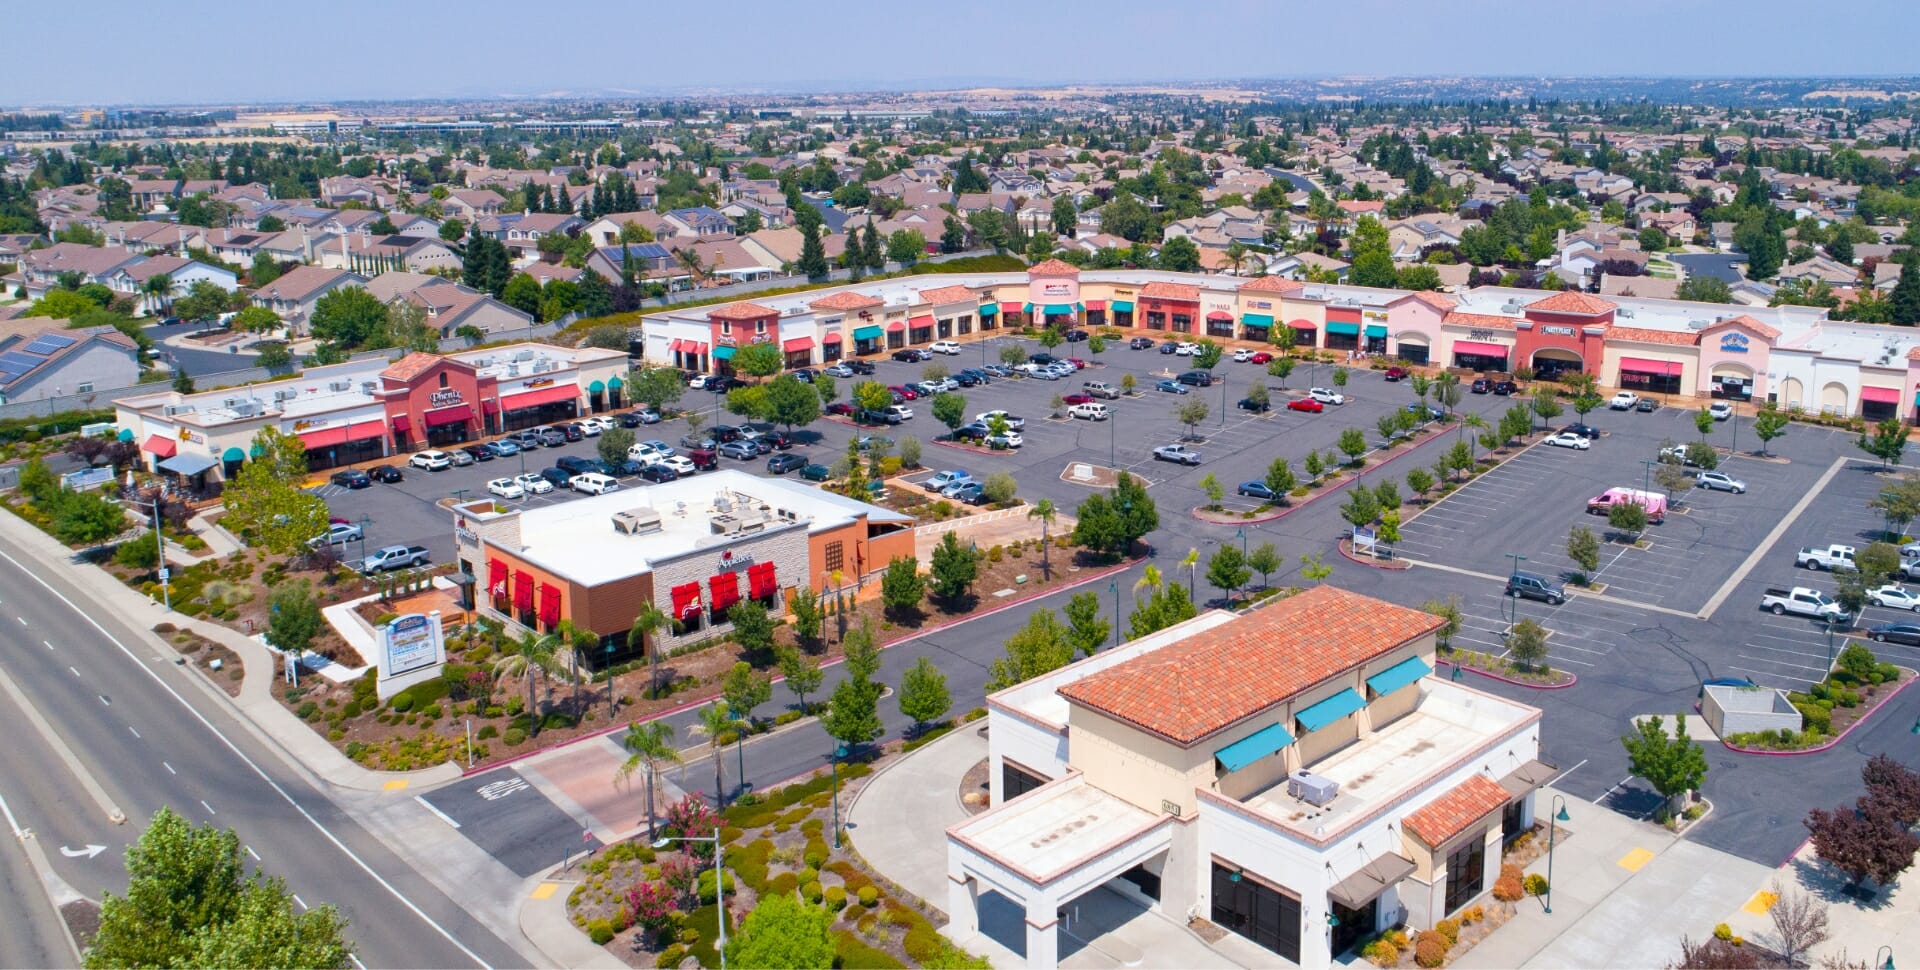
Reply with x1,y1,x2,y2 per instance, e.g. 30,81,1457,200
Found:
0,324,142,405
249,266,367,335
949,585,1548,969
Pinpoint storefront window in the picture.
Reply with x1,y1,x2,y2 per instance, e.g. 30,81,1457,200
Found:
1206,317,1235,338
937,318,953,338
501,399,579,433
1711,376,1753,401
956,315,972,336
1087,310,1106,328
1364,334,1388,355
1397,343,1430,365
1531,355,1582,379
1292,328,1316,348
1145,311,1167,331
1453,352,1509,372
1241,323,1268,343
909,325,932,345
886,331,905,350
1210,862,1300,963
855,338,880,356
1444,835,1486,914
1113,309,1133,327
784,348,811,369
426,420,470,448
1171,313,1193,334
1863,397,1900,422
306,436,385,471
1618,369,1681,396
1325,330,1360,352
822,342,843,362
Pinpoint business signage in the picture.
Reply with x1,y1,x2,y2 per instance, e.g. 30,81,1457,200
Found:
718,548,755,571
1541,325,1577,336
380,613,445,678
1720,332,1749,353
290,418,343,432
1245,300,1273,310
177,428,197,442
1468,329,1503,342
523,377,555,389
1363,310,1388,322
428,387,464,408
1039,282,1073,297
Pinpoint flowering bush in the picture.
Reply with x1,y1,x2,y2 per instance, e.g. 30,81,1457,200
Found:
625,880,675,936
659,854,699,907
662,794,721,861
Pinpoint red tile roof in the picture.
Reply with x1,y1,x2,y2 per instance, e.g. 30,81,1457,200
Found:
382,351,453,382
1057,586,1443,744
1442,311,1519,331
1402,775,1511,847
1526,291,1617,315
808,290,883,311
1403,291,1459,312
1707,315,1782,341
707,301,779,321
1026,258,1081,277
1607,326,1698,347
1140,281,1202,301
917,284,977,305
1238,276,1306,295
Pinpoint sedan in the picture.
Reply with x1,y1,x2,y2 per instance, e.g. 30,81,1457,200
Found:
767,453,809,474
1237,481,1277,501
823,362,855,378
888,385,920,401
1561,423,1601,439
409,450,452,471
486,439,522,457
514,472,554,495
718,441,760,460
799,463,832,482
1405,402,1445,420
309,522,363,546
1308,388,1345,405
1064,329,1089,342
461,444,494,463
891,348,929,363
368,465,404,483
1237,398,1271,413
1492,381,1517,396
1156,380,1190,395
986,431,1024,449
1869,585,1920,611
448,449,476,467
1129,336,1155,350
826,402,856,416
947,482,987,505
636,464,680,484
1246,351,1272,365
1384,366,1409,382
1696,471,1747,493
654,456,698,475
856,435,894,452
1286,397,1324,413
1635,397,1659,413
1062,393,1094,406
329,469,371,489
1869,621,1920,645
1544,432,1591,450
580,416,613,433
486,477,525,499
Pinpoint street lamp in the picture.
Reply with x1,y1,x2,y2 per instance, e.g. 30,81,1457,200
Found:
1874,946,1893,970
1109,580,1121,648
1503,552,1527,625
121,494,171,612
1544,796,1570,914
829,742,849,848
652,827,728,970
1220,372,1228,428
731,713,750,796
1641,458,1658,498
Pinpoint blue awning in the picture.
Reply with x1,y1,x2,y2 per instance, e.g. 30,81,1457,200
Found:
711,346,736,360
1022,303,1035,314
1296,688,1365,732
853,325,883,340
1215,722,1295,772
1044,303,1073,315
221,447,246,463
1366,656,1433,697
1326,321,1361,336
117,427,135,441
1242,313,1274,328
1364,324,1389,338
979,303,998,316
158,452,218,476
1111,300,1134,312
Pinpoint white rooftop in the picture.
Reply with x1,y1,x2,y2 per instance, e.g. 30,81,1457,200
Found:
948,775,1163,884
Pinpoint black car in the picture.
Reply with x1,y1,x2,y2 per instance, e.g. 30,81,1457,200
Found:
711,425,743,442
613,459,648,477
617,411,646,428
1159,342,1178,355
1492,381,1517,396
368,465,404,483
1471,378,1493,394
954,370,981,387
538,467,572,488
1635,397,1659,413
760,430,793,450
706,376,738,393
1177,370,1214,387
1505,571,1566,605
461,444,494,462
891,348,927,362
556,456,598,475
1028,353,1056,365
1562,423,1601,439
1064,329,1089,342
953,422,990,441
1869,621,1920,646
1237,397,1271,413
846,359,876,375
767,453,808,474
636,464,680,484
330,469,371,489
1130,336,1155,350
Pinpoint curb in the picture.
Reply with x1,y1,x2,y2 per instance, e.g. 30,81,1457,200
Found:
1721,668,1917,757
1251,425,1459,524
1337,540,1411,570
1190,505,1288,525
1437,658,1579,691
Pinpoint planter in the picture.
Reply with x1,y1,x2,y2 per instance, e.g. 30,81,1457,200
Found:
1337,538,1412,570
1437,653,1577,689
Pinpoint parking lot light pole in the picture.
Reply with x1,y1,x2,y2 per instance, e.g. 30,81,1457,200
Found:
1504,552,1527,626
830,742,848,848
1109,580,1121,648
1220,374,1228,427
652,828,727,970
1545,796,1570,914
1641,459,1657,498
1873,945,1892,970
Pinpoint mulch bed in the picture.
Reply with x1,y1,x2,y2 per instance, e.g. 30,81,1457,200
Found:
959,757,992,815
155,623,247,697
1439,647,1577,688
60,898,100,953
1337,539,1413,570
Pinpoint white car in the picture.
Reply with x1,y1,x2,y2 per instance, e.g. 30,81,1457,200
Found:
1232,348,1254,363
409,449,452,471
1609,391,1640,410
654,455,698,475
1696,470,1746,493
687,374,711,389
929,340,962,356
629,441,674,462
885,404,914,421
515,472,554,495
1869,585,1920,611
1544,432,1591,450
1708,402,1734,421
580,416,613,433
1308,387,1345,405
974,410,1026,430
486,477,525,499
1175,342,1201,356
987,431,1024,449
570,472,619,495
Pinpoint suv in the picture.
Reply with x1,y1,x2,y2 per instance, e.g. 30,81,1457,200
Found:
409,449,452,471
1176,370,1214,387
1505,571,1566,605
570,472,619,495
1069,402,1111,421
1083,380,1120,400
929,340,961,355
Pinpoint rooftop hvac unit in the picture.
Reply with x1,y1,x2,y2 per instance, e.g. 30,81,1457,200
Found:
1688,319,1709,330
360,381,376,393
514,349,535,361
274,389,296,401
1288,770,1339,807
329,381,351,391
710,508,767,535
610,507,663,536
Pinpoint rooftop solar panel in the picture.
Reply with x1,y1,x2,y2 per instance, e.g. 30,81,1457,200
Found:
22,333,77,355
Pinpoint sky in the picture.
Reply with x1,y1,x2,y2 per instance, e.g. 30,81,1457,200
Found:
12,0,1920,106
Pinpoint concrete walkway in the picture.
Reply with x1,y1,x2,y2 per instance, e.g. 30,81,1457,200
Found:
1720,838,1918,968
846,723,986,908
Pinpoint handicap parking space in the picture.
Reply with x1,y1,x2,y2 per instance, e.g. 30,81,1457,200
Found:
419,769,602,878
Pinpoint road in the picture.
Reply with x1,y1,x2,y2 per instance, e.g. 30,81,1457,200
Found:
141,317,261,376
0,541,527,970
0,771,77,969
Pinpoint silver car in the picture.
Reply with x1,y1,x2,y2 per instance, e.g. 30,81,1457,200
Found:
1695,470,1746,493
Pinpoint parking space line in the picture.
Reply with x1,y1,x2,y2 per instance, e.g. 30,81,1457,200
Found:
1700,455,1849,619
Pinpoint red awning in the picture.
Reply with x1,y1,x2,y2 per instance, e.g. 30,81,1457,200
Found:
298,426,350,450
1289,319,1316,331
538,583,561,628
389,415,412,434
482,398,500,413
1862,386,1902,404
512,573,534,612
1084,300,1107,311
1618,357,1682,377
668,339,685,352
142,434,177,457
670,582,703,620
347,419,385,440
1326,307,1363,324
1206,310,1233,322
487,560,507,598
821,332,842,344
748,562,777,599
710,572,740,615
425,404,472,428
685,341,708,355
782,336,813,352
500,385,578,412
1454,340,1509,358
885,320,906,333
909,315,935,328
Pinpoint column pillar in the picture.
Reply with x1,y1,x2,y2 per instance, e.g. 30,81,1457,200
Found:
946,875,978,937
1024,912,1059,970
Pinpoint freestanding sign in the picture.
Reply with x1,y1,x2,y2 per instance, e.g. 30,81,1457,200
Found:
375,610,448,700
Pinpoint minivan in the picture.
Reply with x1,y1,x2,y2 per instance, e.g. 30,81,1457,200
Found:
569,472,619,495
1177,370,1214,387
1505,571,1566,605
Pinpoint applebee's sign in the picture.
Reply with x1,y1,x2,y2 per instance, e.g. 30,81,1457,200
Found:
1039,282,1073,296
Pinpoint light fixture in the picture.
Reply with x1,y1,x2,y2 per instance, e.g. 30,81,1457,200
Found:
1555,805,1571,823
1327,912,1340,928
1910,717,1919,736
1229,870,1242,883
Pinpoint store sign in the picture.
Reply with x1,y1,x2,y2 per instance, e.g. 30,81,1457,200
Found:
1113,289,1134,297
375,613,447,701
455,526,478,546
523,377,555,389
1468,329,1501,341
718,548,754,571
290,418,341,432
747,332,772,344
1720,332,1749,353
1541,325,1576,336
1364,310,1388,322
428,388,463,408
177,428,196,442
1245,300,1272,310
1039,282,1073,296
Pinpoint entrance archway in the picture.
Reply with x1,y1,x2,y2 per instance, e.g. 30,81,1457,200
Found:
1780,377,1804,409
1393,334,1430,365
1820,381,1848,415
1710,363,1754,401
1531,348,1583,379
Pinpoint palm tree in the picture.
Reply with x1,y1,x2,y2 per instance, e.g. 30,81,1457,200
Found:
690,700,734,805
492,627,563,734
627,603,668,699
1028,499,1057,579
1460,413,1488,462
1132,564,1164,603
141,272,174,315
1224,241,1249,277
1180,548,1201,600
615,720,681,838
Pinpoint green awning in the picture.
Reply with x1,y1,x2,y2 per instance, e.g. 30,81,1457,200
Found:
221,447,246,462
1364,324,1389,339
853,325,883,340
979,303,999,316
1242,313,1274,328
117,427,135,441
1326,322,1361,336
1366,656,1433,697
608,376,622,389
1111,300,1134,312
1215,722,1295,772
588,380,605,393
711,346,736,360
1297,688,1365,732
1044,303,1072,315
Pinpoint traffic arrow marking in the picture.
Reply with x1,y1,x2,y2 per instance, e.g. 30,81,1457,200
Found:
60,844,106,859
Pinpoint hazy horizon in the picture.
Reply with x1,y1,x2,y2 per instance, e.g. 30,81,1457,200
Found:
13,0,1920,108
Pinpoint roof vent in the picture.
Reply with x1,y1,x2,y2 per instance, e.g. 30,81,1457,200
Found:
1688,319,1709,330
611,507,663,536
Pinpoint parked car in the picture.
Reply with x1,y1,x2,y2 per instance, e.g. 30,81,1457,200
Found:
487,477,525,499
448,449,476,467
953,422,990,442
308,522,363,547
1070,402,1111,420
823,362,855,378
1287,397,1324,413
1129,336,1155,350
515,472,554,495
887,385,919,401
620,408,661,426
538,467,572,489
986,430,1024,449
1505,571,1566,605
947,482,987,505
1156,379,1189,395
954,369,985,387
1177,370,1213,387
362,545,430,573
1609,391,1640,410
1159,342,1179,355
845,359,876,375
507,430,545,449
485,439,522,457
1384,366,1409,381
654,455,698,475
1708,402,1734,421
891,348,929,362
636,464,679,484
1868,585,1920,611
1405,402,1445,420
1471,378,1493,394
826,401,856,416
718,440,760,460
368,465,404,483
1237,481,1276,501
580,416,612,434
1868,621,1920,645
710,424,743,442
409,449,452,471
981,363,1013,378
1175,342,1201,356
1561,423,1601,439
1492,380,1517,395
799,463,832,482
929,340,961,355
1153,444,1203,465
1696,471,1747,493
535,428,567,447
856,435,894,452
1064,329,1089,342
329,469,371,489
556,455,598,476
460,444,493,463
683,449,719,471
1028,353,1056,366
1233,348,1256,363
790,369,816,383
767,453,808,474
570,472,619,495
1064,357,1088,370
1237,397,1271,413
973,410,1025,430
926,470,973,492
1084,380,1120,399
1635,397,1659,413
612,459,648,477
858,408,902,426
556,423,585,441
1544,432,1591,450
1308,387,1345,405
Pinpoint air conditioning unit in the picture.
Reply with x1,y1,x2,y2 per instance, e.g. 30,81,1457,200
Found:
1288,770,1340,807
329,381,351,392
360,381,376,393
610,507,663,536
274,389,296,401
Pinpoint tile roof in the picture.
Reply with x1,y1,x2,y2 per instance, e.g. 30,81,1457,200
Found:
1525,291,1617,315
706,301,779,321
1402,774,1511,847
916,284,977,306
809,290,884,311
381,351,453,382
1237,276,1306,295
1056,586,1443,745
1402,291,1459,312
1140,281,1201,301
1606,326,1698,347
1707,315,1782,341
1441,311,1519,331
1026,258,1081,277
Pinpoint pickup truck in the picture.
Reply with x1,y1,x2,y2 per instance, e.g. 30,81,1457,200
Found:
1795,544,1857,571
362,545,430,573
1153,444,1203,465
1760,586,1850,622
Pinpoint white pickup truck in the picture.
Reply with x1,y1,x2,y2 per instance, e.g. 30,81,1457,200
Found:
362,545,430,573
1795,544,1857,571
1760,586,1850,621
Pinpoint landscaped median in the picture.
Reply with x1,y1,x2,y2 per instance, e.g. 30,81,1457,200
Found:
1718,643,1913,754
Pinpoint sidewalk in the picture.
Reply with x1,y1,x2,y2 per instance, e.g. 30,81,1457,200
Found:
845,724,986,908
1454,786,1771,970
1719,838,1919,967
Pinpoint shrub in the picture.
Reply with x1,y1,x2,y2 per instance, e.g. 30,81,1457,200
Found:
804,837,829,869
1714,923,1733,942
803,879,824,904
296,701,319,720
987,544,1004,563
825,885,848,911
1524,873,1549,896
857,885,879,908
390,693,414,713
1436,917,1461,945
1415,936,1447,968
768,871,799,897
586,918,615,945
1460,905,1484,924
502,727,527,747
1363,938,1400,968
1492,874,1524,901
654,944,685,968
904,922,944,963
798,866,819,886
477,724,499,740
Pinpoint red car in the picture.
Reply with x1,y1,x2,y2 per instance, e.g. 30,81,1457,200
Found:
1286,397,1324,413
888,385,919,401
826,402,855,415
1384,366,1409,381
1064,357,1088,370
1061,393,1094,406
1248,351,1273,364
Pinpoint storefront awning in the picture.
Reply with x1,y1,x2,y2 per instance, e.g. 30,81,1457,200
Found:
588,380,605,393
1365,324,1389,338
1084,300,1107,311
668,339,686,352
1618,356,1682,377
1206,310,1233,322
853,325,883,340
1242,313,1274,328
142,434,177,458
425,404,472,428
538,583,561,628
158,452,217,476
748,561,778,599
909,315,935,328
1453,340,1508,358
710,571,740,614
1296,688,1366,732
711,345,736,360
1289,319,1316,331
1862,386,1901,405
608,376,622,389
1326,321,1360,336
1022,303,1035,314
822,332,842,344
782,336,813,352
1328,852,1418,910
979,303,999,316
1215,722,1295,772
1044,304,1073,316
885,321,906,333
390,415,412,434
1111,300,1134,312
1366,655,1433,697
487,559,507,597
221,447,246,463
1497,758,1560,799
513,573,534,612
500,384,579,412
117,428,134,442
670,582,703,620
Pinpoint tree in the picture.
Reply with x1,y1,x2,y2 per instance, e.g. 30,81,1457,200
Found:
1051,195,1078,237
628,366,685,415
1267,356,1296,388
172,280,232,323
88,807,353,970
616,719,681,839
1175,399,1210,440
886,229,926,265
727,599,777,666
233,305,281,335
777,646,824,717
879,556,924,619
1198,472,1224,510
1069,472,1157,560
1332,366,1349,388
758,374,820,432
1207,545,1252,604
596,426,636,469
494,627,560,731
1028,498,1059,576
1620,714,1709,817
722,661,773,728
940,215,967,253
1530,393,1563,430
724,892,836,970
1507,617,1549,671
1805,798,1920,892
1337,427,1369,465
1765,882,1831,967
930,392,967,436
927,530,979,606
1422,596,1462,651
1862,752,1920,827
1063,591,1109,656
1751,406,1788,456
1858,418,1908,469
852,380,892,416
896,656,951,736
308,286,388,349
224,428,329,557
1608,499,1650,541
1567,526,1601,580
1304,449,1326,483
987,609,1076,690
266,580,322,657
797,224,829,280
1194,340,1224,371
1653,460,1693,502
823,668,883,749
1405,466,1435,504
1891,258,1920,327
1299,551,1332,585
1263,458,1296,503
1158,235,1201,272
689,701,734,805
1676,275,1733,304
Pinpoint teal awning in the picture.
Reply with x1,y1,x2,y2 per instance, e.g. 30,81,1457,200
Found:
1242,313,1274,328
588,379,605,393
712,346,736,360
1297,688,1365,732
117,427,135,441
250,442,265,457
853,325,883,340
979,303,998,316
1366,656,1433,697
1044,303,1072,315
1364,324,1389,338
1022,303,1035,314
1326,321,1361,336
1111,300,1134,312
221,447,246,462
608,376,622,389
1215,722,1295,772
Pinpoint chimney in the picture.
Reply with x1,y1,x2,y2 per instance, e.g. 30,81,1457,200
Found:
301,225,311,263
